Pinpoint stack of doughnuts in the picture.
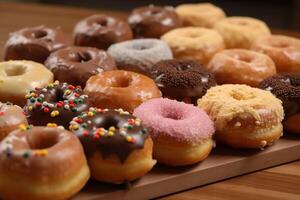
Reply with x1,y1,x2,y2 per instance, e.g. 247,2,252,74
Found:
0,2,299,200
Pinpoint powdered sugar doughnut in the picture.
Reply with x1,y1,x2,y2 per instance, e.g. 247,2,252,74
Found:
107,39,173,75
133,98,215,166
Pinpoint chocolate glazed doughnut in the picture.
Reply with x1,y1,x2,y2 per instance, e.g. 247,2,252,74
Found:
4,26,70,63
151,59,216,104
260,73,300,134
73,15,133,50
128,5,181,38
45,46,116,87
24,81,90,129
69,108,155,183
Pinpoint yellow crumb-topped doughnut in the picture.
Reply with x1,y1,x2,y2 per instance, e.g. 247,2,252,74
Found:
198,84,284,149
161,27,224,65
175,3,226,28
0,60,53,106
214,17,271,49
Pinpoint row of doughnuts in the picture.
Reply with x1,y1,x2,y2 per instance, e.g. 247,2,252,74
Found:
0,2,299,200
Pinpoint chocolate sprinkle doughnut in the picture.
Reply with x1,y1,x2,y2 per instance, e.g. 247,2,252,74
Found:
151,59,216,104
69,108,148,163
260,73,300,117
24,81,90,129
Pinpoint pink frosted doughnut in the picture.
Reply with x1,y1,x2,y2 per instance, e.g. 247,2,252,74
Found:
133,98,215,166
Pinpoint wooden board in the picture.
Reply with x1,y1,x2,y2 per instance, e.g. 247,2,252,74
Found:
73,134,300,200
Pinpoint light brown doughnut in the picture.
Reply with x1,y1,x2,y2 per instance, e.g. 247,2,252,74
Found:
161,27,225,65
0,126,90,200
207,49,276,87
175,3,226,28
251,35,300,73
214,17,271,49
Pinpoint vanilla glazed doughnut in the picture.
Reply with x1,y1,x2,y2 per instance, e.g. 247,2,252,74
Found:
176,3,226,28
214,17,271,49
0,60,53,106
198,84,284,149
161,27,224,65
251,35,300,73
134,98,215,166
260,73,300,134
84,70,161,113
69,108,155,183
107,39,173,75
0,126,90,200
0,102,27,141
207,49,276,87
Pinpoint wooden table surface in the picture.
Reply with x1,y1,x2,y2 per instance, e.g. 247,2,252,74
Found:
0,2,300,200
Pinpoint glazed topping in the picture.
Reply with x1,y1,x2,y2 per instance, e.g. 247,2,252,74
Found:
24,81,90,128
45,46,116,87
128,5,181,38
69,107,148,163
260,73,300,117
0,124,49,159
74,14,133,50
151,59,216,103
4,26,69,63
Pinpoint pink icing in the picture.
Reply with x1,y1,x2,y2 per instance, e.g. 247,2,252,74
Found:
133,98,215,143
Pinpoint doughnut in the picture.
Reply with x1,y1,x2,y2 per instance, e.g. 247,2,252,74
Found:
4,25,70,63
107,39,173,75
207,49,276,87
198,84,284,149
161,27,224,65
0,126,90,200
175,3,226,28
0,102,27,141
0,60,53,106
260,73,300,134
128,5,181,38
214,17,271,49
84,70,161,113
133,98,215,166
251,35,300,73
23,81,90,129
151,59,216,104
73,14,133,50
45,46,116,87
69,107,155,183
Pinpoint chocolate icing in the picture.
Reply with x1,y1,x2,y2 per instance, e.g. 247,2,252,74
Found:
45,46,116,87
4,25,70,63
23,81,90,129
128,5,181,38
260,73,300,118
151,59,216,104
69,108,148,163
73,15,133,50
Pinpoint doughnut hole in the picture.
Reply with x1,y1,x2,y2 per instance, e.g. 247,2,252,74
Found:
111,75,132,88
32,30,48,38
26,131,59,150
230,91,255,101
161,110,183,120
4,64,27,76
70,51,92,63
236,54,253,63
94,18,108,26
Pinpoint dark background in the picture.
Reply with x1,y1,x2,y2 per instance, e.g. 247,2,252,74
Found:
3,0,300,30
